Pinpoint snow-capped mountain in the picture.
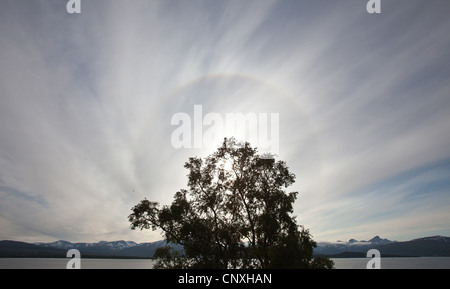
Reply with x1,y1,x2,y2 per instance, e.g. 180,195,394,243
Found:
315,235,450,257
411,236,450,243
35,240,139,250
31,239,180,258
2,235,450,258
315,236,394,255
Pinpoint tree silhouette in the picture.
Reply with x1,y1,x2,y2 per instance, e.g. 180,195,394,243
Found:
128,138,334,269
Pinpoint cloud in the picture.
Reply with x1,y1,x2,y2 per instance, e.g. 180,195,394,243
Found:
301,159,450,241
0,0,449,243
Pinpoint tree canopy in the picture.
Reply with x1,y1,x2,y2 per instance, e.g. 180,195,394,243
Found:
128,138,334,269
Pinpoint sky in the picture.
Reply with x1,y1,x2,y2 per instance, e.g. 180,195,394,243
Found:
0,0,449,244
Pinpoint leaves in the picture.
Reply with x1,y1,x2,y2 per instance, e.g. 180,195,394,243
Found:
128,137,334,269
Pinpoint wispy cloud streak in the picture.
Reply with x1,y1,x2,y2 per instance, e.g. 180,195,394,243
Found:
0,0,449,242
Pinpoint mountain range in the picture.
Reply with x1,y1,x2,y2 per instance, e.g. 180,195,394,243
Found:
315,235,393,256
0,239,181,258
1,235,449,258
315,235,450,257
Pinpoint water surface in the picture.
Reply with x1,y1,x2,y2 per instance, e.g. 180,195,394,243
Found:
1,257,450,269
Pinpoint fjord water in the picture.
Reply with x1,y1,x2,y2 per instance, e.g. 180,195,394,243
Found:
0,258,155,269
332,257,450,269
1,257,450,269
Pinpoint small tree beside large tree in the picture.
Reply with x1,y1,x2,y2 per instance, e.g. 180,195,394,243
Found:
128,138,334,269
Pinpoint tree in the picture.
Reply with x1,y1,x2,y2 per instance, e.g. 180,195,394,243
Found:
128,138,334,269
